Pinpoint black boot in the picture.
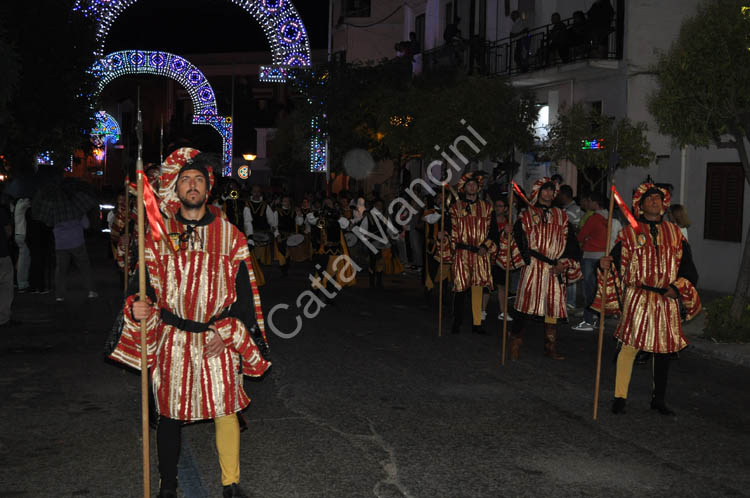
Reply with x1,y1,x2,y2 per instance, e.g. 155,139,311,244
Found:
369,272,376,289
472,324,487,335
451,290,466,334
651,353,675,416
612,397,627,414
376,272,383,289
223,483,249,498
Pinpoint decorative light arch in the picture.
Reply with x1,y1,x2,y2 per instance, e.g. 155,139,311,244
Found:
76,0,325,174
91,50,234,175
92,110,121,145
73,0,312,77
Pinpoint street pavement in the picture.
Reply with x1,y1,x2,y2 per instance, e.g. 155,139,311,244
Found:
1,236,749,498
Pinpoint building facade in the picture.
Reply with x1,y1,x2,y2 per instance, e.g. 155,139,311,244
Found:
331,0,748,293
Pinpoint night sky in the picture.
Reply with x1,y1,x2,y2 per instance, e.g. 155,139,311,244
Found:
105,0,330,54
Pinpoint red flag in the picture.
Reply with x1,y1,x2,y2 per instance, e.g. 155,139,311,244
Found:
610,185,639,231
511,181,533,208
137,170,171,248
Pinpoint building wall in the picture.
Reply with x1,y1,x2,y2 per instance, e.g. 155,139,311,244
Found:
332,0,406,63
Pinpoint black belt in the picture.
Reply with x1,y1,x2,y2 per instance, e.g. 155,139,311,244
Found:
456,243,480,253
529,249,558,266
529,250,563,284
640,285,668,295
160,308,230,333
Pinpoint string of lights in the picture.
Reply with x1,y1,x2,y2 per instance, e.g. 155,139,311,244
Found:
73,0,312,66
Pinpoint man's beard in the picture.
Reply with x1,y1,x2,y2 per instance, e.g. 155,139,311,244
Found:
178,190,205,209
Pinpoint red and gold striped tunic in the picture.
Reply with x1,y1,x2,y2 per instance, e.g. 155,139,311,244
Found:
593,220,700,353
498,206,582,319
449,198,496,292
109,212,270,421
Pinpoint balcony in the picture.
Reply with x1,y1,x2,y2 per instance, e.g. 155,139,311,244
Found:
423,0,624,83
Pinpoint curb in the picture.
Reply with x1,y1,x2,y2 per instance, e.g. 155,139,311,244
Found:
684,338,750,367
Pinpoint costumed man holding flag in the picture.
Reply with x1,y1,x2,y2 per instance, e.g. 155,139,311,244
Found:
109,149,270,498
597,183,700,416
449,172,497,335
498,178,582,360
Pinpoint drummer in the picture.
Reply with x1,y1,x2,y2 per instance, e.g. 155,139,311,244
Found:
247,185,275,265
272,195,303,277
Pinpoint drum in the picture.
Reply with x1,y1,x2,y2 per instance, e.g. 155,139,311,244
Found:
344,232,358,248
286,233,305,247
252,232,271,247
288,233,309,262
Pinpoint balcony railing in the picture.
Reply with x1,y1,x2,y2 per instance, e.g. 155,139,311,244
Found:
423,0,624,78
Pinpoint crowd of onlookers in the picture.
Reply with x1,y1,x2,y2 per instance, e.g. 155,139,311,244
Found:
0,187,100,328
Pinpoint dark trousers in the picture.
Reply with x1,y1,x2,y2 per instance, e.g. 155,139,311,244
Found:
55,244,94,298
652,353,671,402
157,417,182,491
27,221,53,291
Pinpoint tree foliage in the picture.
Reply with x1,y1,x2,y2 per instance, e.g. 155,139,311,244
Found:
0,1,98,173
648,0,750,320
272,60,538,175
546,102,654,189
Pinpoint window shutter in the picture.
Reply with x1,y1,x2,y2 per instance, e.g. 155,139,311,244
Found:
704,163,744,242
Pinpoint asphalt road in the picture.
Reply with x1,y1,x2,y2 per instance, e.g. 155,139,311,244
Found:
1,237,749,497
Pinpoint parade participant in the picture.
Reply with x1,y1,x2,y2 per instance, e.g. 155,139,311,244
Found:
422,191,452,297
597,183,700,416
109,149,270,498
487,195,513,321
498,177,582,360
220,179,250,232
360,199,401,288
293,198,314,263
307,199,357,298
272,195,302,276
449,172,496,335
246,184,275,265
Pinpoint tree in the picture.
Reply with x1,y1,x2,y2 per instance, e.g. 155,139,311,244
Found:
274,60,538,190
0,1,97,174
648,0,750,320
546,102,655,191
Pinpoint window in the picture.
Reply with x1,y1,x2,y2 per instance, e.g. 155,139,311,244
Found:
704,163,745,242
344,0,370,18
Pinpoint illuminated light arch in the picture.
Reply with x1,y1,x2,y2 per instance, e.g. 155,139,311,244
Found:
75,0,325,173
91,50,234,175
91,110,121,145
73,0,312,79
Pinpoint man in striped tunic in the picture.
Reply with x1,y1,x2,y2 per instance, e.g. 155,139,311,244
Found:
499,177,582,360
450,172,497,334
598,183,700,416
110,149,270,498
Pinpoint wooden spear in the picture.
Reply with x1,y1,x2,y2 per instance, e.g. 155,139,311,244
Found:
123,175,130,294
500,185,515,366
593,183,616,420
438,181,446,338
593,138,620,420
135,88,151,497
